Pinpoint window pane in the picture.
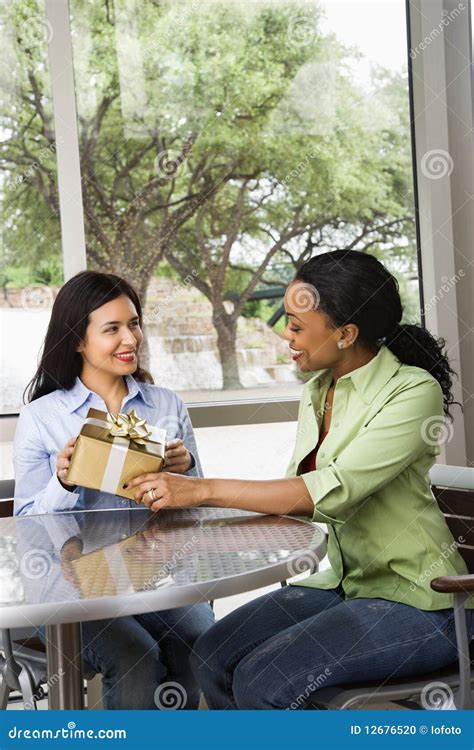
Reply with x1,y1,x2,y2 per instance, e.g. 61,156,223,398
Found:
195,421,296,479
69,0,418,404
0,0,63,413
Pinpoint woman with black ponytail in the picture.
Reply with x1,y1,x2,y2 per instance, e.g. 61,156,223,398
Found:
126,250,472,710
294,249,457,420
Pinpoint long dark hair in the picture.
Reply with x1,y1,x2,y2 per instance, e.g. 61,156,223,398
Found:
295,250,458,419
25,271,153,402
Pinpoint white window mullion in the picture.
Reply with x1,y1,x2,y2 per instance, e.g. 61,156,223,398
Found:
408,0,473,465
45,0,87,280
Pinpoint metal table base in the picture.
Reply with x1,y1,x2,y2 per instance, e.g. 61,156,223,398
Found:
45,623,84,709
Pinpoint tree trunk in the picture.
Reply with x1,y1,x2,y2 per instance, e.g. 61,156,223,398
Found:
213,310,243,390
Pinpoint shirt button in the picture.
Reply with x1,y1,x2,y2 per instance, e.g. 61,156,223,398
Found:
334,422,339,427
320,451,326,457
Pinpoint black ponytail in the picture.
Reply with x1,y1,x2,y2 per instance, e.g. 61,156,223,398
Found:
296,250,458,419
381,324,457,419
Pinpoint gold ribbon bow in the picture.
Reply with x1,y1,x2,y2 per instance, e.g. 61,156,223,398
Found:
106,409,152,445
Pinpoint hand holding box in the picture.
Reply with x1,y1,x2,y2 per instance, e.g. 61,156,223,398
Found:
65,408,166,501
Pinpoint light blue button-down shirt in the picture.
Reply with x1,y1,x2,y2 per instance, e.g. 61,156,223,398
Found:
13,376,203,516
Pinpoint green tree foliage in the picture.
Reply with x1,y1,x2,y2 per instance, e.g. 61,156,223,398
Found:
1,0,417,387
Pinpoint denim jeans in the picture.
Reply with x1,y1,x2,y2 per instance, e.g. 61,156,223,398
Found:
191,586,474,710
40,602,214,709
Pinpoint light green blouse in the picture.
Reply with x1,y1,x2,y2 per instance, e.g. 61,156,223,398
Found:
286,345,471,610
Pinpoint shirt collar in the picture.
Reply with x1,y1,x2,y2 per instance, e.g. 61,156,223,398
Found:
62,375,154,414
123,376,155,409
307,346,401,404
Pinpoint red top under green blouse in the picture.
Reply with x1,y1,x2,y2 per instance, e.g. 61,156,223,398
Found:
299,430,328,474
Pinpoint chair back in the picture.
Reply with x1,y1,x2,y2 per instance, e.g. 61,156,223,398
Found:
0,479,14,518
430,465,474,573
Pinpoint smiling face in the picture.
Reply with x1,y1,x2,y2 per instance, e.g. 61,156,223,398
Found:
282,281,346,372
76,294,143,378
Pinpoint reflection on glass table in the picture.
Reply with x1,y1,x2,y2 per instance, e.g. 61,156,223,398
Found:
0,507,326,709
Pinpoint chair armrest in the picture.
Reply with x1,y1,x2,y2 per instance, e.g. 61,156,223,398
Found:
431,574,474,593
0,498,14,518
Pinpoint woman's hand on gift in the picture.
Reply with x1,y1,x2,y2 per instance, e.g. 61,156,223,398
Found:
56,437,77,488
124,472,206,511
164,439,193,474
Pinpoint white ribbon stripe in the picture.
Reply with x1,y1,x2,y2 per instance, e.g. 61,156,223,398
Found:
83,416,166,495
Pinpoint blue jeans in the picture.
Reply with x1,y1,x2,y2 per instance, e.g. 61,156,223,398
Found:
190,586,474,710
40,602,214,709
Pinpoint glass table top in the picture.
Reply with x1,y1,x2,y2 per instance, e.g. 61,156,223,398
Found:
0,507,326,627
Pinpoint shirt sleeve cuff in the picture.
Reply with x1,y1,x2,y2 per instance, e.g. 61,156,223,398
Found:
186,451,202,477
301,469,344,525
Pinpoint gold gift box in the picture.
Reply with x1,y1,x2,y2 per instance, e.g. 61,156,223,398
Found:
65,407,166,501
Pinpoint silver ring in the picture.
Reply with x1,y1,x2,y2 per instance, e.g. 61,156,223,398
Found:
147,487,156,502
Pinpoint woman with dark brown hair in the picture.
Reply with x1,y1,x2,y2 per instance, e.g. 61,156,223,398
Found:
14,270,214,709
